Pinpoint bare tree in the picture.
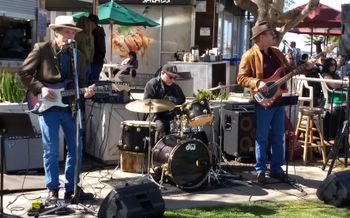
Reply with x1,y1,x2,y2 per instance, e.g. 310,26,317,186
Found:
234,0,320,45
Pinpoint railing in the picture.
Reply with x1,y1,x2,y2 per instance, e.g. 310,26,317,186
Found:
292,76,349,86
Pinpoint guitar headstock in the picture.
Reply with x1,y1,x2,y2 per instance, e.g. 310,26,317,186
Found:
112,82,131,92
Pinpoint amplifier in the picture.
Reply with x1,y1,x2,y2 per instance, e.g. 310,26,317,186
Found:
2,135,43,173
91,81,130,104
222,109,256,162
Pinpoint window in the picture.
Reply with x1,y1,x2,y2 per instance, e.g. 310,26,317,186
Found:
0,16,32,60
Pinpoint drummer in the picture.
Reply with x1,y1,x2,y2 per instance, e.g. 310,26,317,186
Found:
144,64,186,142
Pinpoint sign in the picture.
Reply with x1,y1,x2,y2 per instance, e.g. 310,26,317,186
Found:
115,0,193,5
200,27,211,36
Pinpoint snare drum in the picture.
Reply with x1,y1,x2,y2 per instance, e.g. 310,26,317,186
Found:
186,100,213,127
119,120,156,153
152,134,211,189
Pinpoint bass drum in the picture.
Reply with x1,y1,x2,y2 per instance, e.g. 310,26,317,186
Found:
152,134,211,189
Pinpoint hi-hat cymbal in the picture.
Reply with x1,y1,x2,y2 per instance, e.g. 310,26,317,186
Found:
125,99,175,113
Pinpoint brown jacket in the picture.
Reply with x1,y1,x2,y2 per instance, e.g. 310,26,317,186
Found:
237,44,292,90
19,40,86,95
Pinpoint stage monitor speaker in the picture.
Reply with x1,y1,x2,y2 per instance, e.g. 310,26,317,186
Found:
222,109,256,161
317,170,350,207
339,4,350,57
3,136,43,173
98,182,165,218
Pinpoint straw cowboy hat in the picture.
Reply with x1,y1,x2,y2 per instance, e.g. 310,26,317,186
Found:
251,21,275,39
49,15,82,32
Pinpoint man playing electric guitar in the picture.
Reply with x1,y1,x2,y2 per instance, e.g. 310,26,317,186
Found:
237,21,314,184
19,16,96,204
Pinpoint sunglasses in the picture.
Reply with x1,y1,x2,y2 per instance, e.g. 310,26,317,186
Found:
167,74,176,80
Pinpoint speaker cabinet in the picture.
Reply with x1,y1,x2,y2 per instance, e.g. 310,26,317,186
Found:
222,109,256,160
3,136,43,173
317,170,350,207
98,182,165,218
339,4,350,56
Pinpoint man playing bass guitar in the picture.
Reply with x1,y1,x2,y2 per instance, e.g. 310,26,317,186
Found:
237,21,314,184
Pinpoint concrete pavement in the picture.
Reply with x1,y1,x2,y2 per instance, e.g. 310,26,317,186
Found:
2,160,337,217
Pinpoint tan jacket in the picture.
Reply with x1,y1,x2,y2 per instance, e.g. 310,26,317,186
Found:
237,44,291,90
19,40,86,95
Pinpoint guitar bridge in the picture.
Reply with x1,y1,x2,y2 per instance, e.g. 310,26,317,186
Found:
254,92,264,103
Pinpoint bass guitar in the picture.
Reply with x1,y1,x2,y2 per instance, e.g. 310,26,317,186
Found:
26,81,112,114
251,64,307,108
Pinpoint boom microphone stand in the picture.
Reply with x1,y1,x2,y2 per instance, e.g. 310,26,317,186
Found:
37,40,96,217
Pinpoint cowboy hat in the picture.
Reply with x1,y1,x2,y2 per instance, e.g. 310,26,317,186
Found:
251,21,275,39
49,15,82,32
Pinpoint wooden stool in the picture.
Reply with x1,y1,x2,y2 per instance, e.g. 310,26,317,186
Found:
295,107,326,165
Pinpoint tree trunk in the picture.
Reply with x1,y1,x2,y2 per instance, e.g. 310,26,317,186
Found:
234,0,320,45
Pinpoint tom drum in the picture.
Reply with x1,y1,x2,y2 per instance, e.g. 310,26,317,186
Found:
119,120,156,153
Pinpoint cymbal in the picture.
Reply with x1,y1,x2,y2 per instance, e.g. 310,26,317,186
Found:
125,99,175,113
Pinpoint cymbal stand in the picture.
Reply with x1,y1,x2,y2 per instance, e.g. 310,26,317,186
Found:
135,107,163,189
208,97,246,185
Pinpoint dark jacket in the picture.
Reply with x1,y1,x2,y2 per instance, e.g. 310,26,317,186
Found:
92,26,106,66
19,40,86,113
144,76,185,121
19,40,86,95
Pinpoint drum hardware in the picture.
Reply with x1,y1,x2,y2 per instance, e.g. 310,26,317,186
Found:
207,97,249,186
125,99,176,189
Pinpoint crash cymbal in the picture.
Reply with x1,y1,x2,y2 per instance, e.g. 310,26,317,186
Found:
125,99,175,113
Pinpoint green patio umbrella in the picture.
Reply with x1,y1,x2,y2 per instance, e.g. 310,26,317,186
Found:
73,1,159,27
73,1,159,61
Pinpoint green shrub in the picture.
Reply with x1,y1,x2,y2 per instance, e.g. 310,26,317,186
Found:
0,69,26,103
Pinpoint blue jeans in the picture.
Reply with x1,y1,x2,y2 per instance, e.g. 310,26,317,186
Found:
39,111,82,192
255,105,285,174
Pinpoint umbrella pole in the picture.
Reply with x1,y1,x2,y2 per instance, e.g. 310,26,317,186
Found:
110,22,113,64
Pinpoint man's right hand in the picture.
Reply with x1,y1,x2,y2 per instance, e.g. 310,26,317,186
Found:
41,87,56,101
257,80,268,93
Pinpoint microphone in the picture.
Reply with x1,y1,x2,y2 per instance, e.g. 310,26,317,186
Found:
67,39,76,47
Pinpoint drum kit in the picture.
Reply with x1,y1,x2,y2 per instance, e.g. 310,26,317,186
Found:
120,95,238,189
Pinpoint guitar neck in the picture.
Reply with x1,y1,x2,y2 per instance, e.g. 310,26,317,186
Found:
61,87,111,97
274,64,306,87
61,88,85,97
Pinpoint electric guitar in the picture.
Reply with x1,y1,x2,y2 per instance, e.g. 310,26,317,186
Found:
251,63,308,108
26,81,112,114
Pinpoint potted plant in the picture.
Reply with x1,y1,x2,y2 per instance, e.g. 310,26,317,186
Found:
0,68,27,112
0,68,26,103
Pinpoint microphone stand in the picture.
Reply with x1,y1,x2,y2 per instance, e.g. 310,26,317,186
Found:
37,42,96,217
324,62,350,175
